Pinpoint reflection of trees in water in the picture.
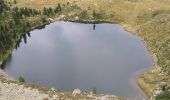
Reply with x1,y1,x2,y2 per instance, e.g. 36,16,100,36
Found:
15,24,47,50
27,32,31,37
23,34,27,44
15,32,31,50
93,24,96,31
2,32,32,69
15,38,21,50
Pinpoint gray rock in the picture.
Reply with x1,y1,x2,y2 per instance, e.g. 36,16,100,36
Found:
72,89,81,96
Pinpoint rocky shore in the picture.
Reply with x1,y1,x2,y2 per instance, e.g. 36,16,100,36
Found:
0,75,120,100
0,53,120,100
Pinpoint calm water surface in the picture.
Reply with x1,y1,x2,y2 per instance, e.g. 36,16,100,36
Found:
5,21,152,98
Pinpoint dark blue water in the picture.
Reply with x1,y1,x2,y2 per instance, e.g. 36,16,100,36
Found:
5,21,152,98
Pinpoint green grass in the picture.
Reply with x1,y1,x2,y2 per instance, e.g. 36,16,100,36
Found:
156,91,170,100
2,0,170,98
19,74,25,82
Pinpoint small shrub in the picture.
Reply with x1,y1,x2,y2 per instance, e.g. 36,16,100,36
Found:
93,10,104,20
41,17,46,23
161,85,168,91
19,74,25,82
79,10,89,20
156,91,170,100
92,87,97,94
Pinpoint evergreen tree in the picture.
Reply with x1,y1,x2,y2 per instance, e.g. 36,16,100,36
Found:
54,3,62,14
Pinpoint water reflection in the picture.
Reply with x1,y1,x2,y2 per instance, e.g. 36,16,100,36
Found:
27,32,31,37
23,34,27,44
93,24,96,30
15,38,22,50
5,21,152,98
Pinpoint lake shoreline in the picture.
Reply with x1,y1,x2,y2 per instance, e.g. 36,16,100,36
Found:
0,17,157,99
67,19,157,98
0,18,122,100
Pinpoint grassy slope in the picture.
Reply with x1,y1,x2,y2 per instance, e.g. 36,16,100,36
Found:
7,0,170,97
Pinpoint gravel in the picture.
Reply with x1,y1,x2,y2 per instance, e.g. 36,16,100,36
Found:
0,69,119,100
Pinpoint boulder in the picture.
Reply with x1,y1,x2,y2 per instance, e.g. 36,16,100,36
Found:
47,18,54,22
153,90,163,97
75,16,79,20
72,89,81,96
51,87,57,92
